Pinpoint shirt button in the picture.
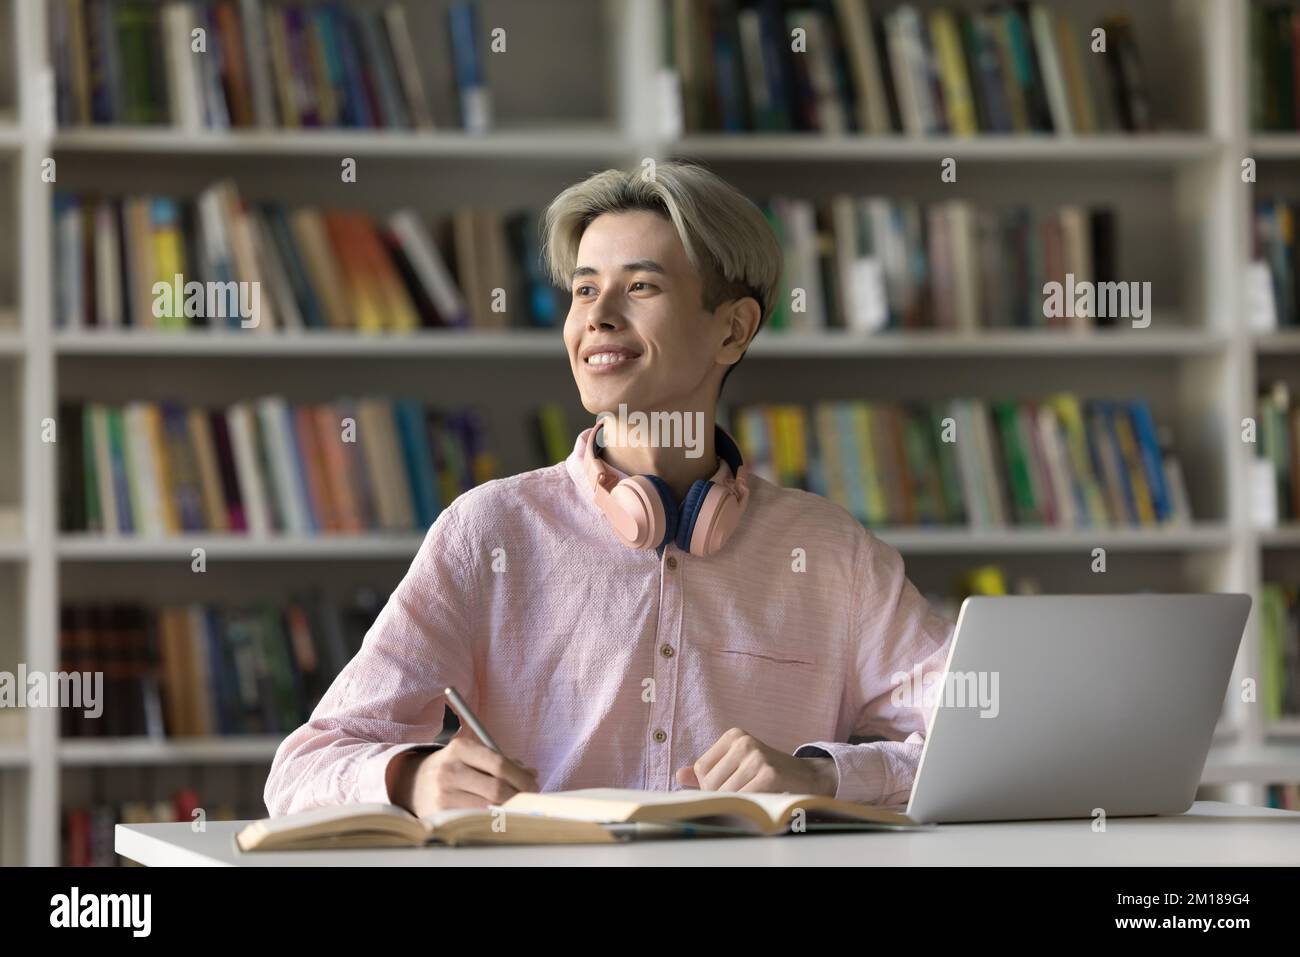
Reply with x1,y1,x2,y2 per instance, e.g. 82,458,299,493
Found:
666,556,678,570
660,643,674,659
653,729,667,743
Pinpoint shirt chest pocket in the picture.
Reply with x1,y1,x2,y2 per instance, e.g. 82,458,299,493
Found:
696,632,838,737
710,641,819,668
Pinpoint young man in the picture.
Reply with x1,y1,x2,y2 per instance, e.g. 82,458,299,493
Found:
263,162,954,817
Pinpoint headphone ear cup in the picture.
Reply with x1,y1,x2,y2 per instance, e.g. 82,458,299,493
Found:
609,475,674,549
642,475,679,548
685,483,743,557
675,479,712,553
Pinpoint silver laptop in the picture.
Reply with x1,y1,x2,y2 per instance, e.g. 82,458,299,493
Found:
905,594,1251,824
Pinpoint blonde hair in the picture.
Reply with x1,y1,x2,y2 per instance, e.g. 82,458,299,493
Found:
540,161,782,370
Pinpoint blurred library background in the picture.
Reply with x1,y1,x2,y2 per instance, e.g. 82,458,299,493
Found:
0,0,1298,865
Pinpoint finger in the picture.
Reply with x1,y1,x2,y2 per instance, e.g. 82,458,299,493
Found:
717,753,761,792
675,766,699,788
456,740,538,793
429,788,495,811
692,727,746,785
450,762,526,806
699,741,748,791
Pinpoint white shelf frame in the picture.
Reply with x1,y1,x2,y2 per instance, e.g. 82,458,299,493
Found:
47,127,1225,163
50,523,1237,562
59,736,282,766
0,742,28,768
50,326,1227,358
1266,718,1300,739
49,124,633,158
5,0,1299,864
670,132,1222,163
16,0,57,869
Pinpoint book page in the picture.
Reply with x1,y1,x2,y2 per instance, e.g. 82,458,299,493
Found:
523,788,817,825
255,802,413,834
420,807,496,830
563,788,756,805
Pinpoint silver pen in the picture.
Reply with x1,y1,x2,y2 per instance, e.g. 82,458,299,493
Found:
444,686,501,753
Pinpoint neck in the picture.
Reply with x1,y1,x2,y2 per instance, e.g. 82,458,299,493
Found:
598,407,717,502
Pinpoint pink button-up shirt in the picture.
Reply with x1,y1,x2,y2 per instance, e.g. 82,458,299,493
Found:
264,428,955,816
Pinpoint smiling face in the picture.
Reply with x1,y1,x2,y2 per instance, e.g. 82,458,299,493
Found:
563,209,741,418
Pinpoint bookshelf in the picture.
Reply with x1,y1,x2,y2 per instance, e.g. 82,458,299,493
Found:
4,0,1300,864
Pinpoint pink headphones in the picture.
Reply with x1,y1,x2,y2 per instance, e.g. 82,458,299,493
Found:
584,420,751,557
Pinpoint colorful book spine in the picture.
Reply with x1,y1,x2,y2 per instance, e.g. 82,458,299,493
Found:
728,395,1190,530
61,397,498,537
55,184,564,334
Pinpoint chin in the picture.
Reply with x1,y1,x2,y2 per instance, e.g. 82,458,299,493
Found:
578,382,643,416
580,392,630,417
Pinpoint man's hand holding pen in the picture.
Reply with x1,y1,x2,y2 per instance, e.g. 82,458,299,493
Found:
390,686,538,816
390,734,539,816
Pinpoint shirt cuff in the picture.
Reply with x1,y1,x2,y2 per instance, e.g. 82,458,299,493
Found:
794,741,889,804
360,743,446,805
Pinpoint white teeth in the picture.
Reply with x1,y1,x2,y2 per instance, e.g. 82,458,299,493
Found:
587,352,632,366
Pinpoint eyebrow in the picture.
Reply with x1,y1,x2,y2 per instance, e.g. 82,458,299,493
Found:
571,260,668,280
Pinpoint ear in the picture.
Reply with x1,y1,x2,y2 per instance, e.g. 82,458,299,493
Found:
717,295,762,364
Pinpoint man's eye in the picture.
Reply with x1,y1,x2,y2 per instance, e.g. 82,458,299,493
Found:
631,281,655,292
575,285,595,296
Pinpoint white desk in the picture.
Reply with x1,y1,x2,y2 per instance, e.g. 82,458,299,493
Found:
116,801,1300,866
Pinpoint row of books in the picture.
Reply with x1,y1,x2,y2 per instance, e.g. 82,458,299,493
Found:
64,791,242,867
666,1,1153,136
49,0,491,132
1260,583,1300,721
1267,785,1300,811
57,398,497,537
1257,382,1300,525
54,182,1127,336
1253,199,1300,330
59,590,386,739
765,197,1119,333
1250,2,1300,132
730,395,1191,529
53,183,562,332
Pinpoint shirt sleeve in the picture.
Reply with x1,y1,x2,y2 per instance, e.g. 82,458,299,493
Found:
263,505,477,817
793,530,954,806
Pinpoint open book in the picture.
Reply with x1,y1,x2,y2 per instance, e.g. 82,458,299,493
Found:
236,788,922,851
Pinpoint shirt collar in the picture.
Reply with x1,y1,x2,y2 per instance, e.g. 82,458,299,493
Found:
566,426,616,509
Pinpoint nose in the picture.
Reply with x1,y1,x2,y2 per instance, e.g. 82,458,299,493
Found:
586,285,626,331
